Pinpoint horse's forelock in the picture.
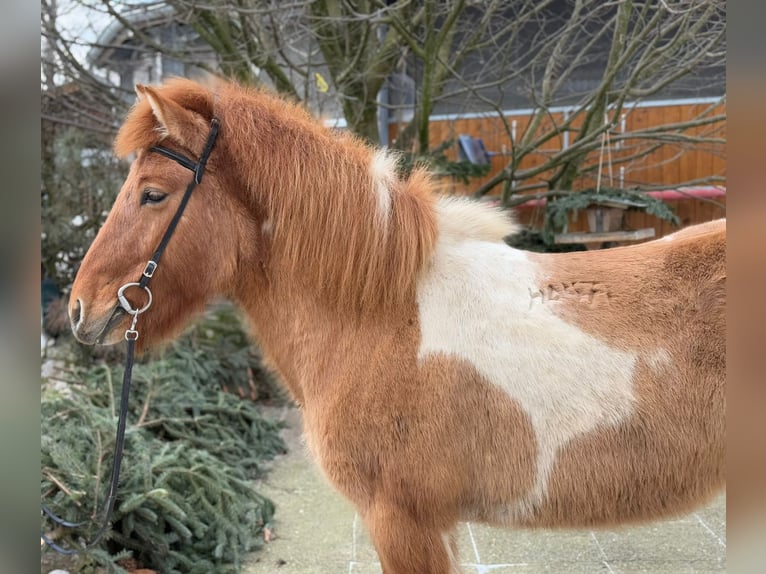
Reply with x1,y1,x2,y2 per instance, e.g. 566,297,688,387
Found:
114,78,216,158
113,99,159,158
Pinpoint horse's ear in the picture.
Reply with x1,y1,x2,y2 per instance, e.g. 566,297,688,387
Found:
139,84,209,152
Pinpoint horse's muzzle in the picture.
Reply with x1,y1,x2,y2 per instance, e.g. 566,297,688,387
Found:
70,300,127,346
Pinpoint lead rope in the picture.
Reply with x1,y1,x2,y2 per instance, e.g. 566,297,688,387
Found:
41,118,220,555
41,312,142,555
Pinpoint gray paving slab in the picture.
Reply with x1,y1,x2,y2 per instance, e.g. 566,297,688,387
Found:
244,408,725,574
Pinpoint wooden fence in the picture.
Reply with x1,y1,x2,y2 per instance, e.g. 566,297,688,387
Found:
390,99,726,239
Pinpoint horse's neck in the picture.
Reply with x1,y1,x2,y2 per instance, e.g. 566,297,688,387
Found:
238,285,410,406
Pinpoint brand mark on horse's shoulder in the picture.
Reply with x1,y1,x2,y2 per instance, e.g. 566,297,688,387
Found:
529,281,610,309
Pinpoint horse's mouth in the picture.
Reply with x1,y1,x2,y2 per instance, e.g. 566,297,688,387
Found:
94,305,129,345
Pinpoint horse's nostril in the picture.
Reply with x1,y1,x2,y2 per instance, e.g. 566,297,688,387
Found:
71,299,82,327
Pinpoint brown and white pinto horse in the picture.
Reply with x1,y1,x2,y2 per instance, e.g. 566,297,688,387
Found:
70,78,725,573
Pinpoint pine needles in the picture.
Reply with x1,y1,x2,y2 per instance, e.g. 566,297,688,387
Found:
41,305,287,573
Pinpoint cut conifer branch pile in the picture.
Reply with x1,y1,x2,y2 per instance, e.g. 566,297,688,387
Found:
41,305,287,574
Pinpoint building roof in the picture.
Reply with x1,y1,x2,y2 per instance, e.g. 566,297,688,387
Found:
88,4,176,68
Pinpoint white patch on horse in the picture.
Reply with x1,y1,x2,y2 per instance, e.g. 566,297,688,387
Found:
646,348,672,373
261,219,273,237
370,149,396,226
435,196,518,243
417,198,637,522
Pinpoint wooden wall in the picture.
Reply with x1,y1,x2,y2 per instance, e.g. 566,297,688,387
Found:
390,100,726,238
511,195,726,238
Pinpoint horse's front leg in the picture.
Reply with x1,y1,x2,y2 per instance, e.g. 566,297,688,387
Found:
363,501,461,574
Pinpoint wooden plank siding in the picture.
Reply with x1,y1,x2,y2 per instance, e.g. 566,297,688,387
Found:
390,101,726,238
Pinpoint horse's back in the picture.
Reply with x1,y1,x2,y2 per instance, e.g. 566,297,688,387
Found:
660,217,725,243
646,218,726,331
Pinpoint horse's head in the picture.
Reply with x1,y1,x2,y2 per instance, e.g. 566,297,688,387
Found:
70,80,251,350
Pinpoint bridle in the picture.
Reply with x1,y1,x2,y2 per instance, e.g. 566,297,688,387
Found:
41,118,220,555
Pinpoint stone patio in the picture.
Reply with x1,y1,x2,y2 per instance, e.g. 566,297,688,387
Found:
245,407,726,574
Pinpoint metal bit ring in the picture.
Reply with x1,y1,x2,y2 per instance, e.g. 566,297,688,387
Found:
117,282,153,315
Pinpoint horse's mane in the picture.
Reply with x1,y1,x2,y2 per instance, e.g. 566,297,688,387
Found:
435,197,518,244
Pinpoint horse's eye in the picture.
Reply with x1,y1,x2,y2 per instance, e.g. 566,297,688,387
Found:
141,188,167,205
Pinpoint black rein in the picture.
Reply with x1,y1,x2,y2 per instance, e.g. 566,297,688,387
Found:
41,118,220,555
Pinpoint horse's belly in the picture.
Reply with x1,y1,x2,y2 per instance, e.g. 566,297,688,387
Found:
469,415,725,529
